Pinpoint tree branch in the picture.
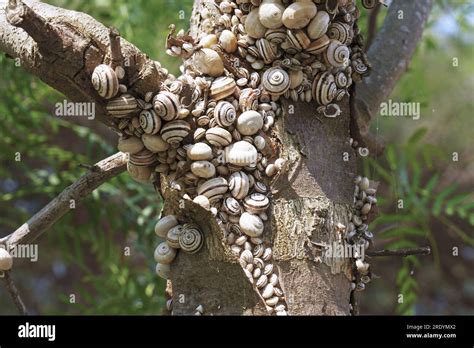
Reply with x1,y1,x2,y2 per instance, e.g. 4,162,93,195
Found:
366,246,431,257
0,0,169,128
3,152,127,247
353,0,433,138
1,271,28,315
366,4,381,50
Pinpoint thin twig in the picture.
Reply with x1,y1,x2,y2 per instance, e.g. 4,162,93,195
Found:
366,246,431,257
2,271,28,315
109,27,123,69
5,153,127,247
366,3,381,51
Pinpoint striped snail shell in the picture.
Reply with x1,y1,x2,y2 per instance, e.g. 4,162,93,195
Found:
210,76,236,100
205,127,232,147
129,149,156,167
197,177,229,202
312,71,337,106
139,109,161,135
127,162,152,183
155,263,171,279
256,274,268,289
167,225,184,249
327,22,353,46
335,71,349,88
155,215,178,238
253,136,266,151
153,91,181,121
179,224,204,254
239,88,259,112
256,38,278,64
362,0,378,9
254,181,268,194
91,64,119,99
154,242,177,264
106,94,138,118
237,110,263,136
265,28,287,45
262,67,290,96
244,193,270,214
194,128,206,142
214,101,237,127
223,196,242,216
286,29,311,51
239,212,264,237
305,34,330,55
307,11,330,40
225,141,258,167
229,171,250,199
160,120,191,145
324,40,350,68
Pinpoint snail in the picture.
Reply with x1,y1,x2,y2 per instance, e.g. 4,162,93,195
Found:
307,11,330,40
282,0,317,29
117,136,144,155
210,76,236,100
142,134,170,153
187,142,213,160
236,110,263,136
106,94,138,118
91,64,119,99
0,248,13,271
192,48,225,77
197,177,229,202
179,224,204,254
160,120,191,145
153,91,181,121
225,141,258,166
239,212,264,237
262,67,290,96
139,109,161,135
229,171,250,199
259,0,285,29
154,242,177,264
219,30,238,53
214,101,237,127
191,161,216,178
167,225,184,249
155,263,171,279
245,8,267,39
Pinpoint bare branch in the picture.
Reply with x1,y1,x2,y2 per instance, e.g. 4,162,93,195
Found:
366,4,381,50
1,271,28,315
0,0,169,127
4,152,127,247
367,246,431,257
353,0,433,137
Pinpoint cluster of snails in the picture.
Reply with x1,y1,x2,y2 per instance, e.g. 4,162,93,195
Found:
90,0,373,316
347,175,377,293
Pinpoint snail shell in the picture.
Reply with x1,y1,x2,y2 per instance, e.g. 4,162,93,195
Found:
142,134,170,153
259,0,285,29
127,162,151,183
129,149,156,167
240,249,254,264
214,101,237,127
335,71,349,88
324,40,350,68
192,48,224,77
0,248,13,271
305,34,330,55
229,171,250,199
282,0,317,29
167,225,184,249
262,67,290,96
254,136,266,151
160,120,191,145
225,141,258,166
155,263,171,279
91,64,119,99
261,283,274,299
264,263,274,276
262,247,273,261
191,161,216,178
327,22,353,45
193,195,210,210
239,88,259,112
312,71,337,106
139,109,161,135
154,215,179,238
362,0,378,9
265,28,287,45
256,274,268,289
187,142,213,160
153,91,181,121
179,224,204,254
244,193,270,214
200,34,218,48
219,30,238,53
205,127,233,147
106,94,138,118
307,11,330,40
237,110,263,136
266,296,279,306
117,136,144,155
210,76,237,100
286,29,311,50
197,177,229,202
154,242,177,264
256,38,278,64
239,212,264,237
245,8,267,39
289,70,304,89
223,196,242,216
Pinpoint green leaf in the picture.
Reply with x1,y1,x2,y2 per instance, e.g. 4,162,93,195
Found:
432,184,459,216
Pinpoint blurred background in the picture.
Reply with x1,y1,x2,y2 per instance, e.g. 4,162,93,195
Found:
0,0,472,315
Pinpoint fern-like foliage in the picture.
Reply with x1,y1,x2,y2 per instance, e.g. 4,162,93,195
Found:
364,128,474,315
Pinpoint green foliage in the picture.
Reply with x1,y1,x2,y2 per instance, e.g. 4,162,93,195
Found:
364,129,474,314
